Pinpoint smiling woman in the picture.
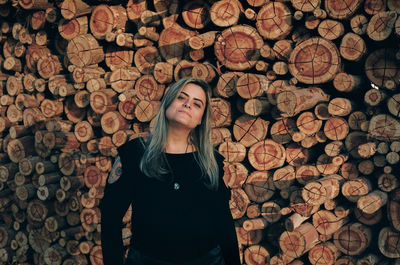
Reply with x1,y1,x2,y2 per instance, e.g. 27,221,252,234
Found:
100,78,241,265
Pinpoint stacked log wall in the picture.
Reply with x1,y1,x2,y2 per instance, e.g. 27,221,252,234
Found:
0,0,400,264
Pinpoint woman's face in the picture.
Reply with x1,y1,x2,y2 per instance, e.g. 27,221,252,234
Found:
165,83,207,131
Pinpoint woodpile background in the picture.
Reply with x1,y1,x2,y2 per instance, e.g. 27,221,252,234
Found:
0,0,400,264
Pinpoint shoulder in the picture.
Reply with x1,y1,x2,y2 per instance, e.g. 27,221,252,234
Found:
117,136,146,156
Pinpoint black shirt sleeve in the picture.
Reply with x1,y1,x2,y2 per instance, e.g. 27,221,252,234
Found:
215,152,241,265
99,142,135,265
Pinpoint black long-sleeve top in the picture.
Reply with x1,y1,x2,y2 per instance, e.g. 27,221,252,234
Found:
100,138,240,265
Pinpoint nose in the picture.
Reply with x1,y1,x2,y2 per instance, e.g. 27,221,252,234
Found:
183,100,191,108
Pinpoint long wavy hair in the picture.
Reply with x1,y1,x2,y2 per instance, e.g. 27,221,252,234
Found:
139,78,219,190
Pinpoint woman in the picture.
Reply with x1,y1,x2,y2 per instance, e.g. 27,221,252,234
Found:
100,78,241,265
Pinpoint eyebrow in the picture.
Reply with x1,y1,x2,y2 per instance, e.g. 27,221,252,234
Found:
180,91,205,106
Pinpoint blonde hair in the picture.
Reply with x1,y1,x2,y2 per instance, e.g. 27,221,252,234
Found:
139,78,219,190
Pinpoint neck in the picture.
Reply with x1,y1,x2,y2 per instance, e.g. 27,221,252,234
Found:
165,127,192,153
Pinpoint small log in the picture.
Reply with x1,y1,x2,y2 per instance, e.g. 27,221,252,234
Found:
325,0,363,19
243,218,268,231
387,94,400,118
273,165,295,190
158,22,195,65
134,100,160,122
224,163,249,188
365,49,400,89
279,222,319,258
244,98,270,116
192,63,216,83
247,204,261,219
285,212,309,232
153,62,173,84
3,57,22,72
277,87,330,117
67,34,104,67
328,98,353,116
248,140,286,171
302,175,341,206
266,80,296,105
182,1,210,29
388,199,400,231
230,188,250,219
214,72,240,98
89,5,127,40
209,0,242,27
218,141,246,163
211,128,232,145
368,114,400,141
296,112,322,136
134,46,161,74
273,39,293,60
357,142,376,158
333,70,361,92
60,0,92,20
58,17,88,41
333,223,371,256
367,11,397,41
378,227,400,258
188,31,218,50
100,111,129,135
256,2,292,40
341,175,372,201
233,115,269,147
308,242,340,265
89,89,118,115
174,60,197,80
339,33,366,62
244,244,271,265
323,117,349,141
211,98,232,128
364,88,386,107
295,165,320,186
214,25,263,70
244,171,275,203
286,143,309,167
270,118,296,144
105,46,134,71
318,19,344,40
288,37,341,84
354,207,382,226
357,190,388,214
236,224,263,246
272,61,288,75
312,209,347,235
261,201,282,223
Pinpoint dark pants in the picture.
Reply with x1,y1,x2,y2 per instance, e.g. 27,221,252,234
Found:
124,245,226,265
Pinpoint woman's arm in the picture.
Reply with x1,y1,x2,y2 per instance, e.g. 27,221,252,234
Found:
215,153,241,265
99,155,133,265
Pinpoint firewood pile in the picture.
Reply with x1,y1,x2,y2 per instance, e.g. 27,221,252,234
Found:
0,0,400,264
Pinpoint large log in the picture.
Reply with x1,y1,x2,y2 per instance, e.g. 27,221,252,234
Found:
214,25,263,70
288,37,341,84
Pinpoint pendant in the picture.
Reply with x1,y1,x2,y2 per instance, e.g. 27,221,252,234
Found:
173,182,180,190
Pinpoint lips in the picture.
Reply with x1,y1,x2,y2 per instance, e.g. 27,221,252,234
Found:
178,110,191,117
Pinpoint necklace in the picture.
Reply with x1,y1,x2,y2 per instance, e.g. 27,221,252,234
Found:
164,141,191,191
